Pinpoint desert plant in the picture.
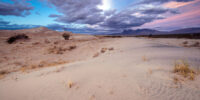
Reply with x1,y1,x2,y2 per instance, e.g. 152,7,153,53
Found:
93,52,99,58
67,80,73,88
101,48,107,53
173,60,196,80
182,41,188,45
62,33,70,40
191,42,199,47
47,45,76,54
108,47,114,51
68,45,76,50
7,34,29,44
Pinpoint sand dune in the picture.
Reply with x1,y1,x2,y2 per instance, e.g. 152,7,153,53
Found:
0,29,200,100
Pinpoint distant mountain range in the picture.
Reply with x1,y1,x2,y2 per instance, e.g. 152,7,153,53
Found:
111,27,200,36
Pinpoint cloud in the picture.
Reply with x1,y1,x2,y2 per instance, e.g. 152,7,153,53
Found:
0,19,40,30
0,19,10,25
140,0,195,4
46,0,180,31
46,0,105,25
0,0,33,17
99,4,179,29
46,23,119,34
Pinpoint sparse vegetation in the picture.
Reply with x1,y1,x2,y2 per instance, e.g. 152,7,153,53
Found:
108,47,114,51
62,33,70,40
142,56,148,61
7,34,29,44
173,60,196,80
67,80,73,88
0,70,9,75
93,52,99,58
0,70,10,79
183,41,188,45
182,41,200,47
44,39,50,44
32,42,40,45
101,48,107,53
190,41,199,47
68,45,77,50
173,76,179,84
47,45,76,54
148,68,152,74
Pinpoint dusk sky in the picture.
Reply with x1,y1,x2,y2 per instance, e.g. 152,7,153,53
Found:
0,0,200,34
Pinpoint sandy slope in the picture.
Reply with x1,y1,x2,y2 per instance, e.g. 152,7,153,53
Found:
0,37,200,100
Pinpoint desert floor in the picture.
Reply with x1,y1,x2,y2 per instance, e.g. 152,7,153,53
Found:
0,35,200,100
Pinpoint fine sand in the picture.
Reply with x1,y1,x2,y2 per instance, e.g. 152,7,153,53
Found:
0,29,200,100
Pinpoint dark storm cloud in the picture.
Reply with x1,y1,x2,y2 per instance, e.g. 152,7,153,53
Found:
140,8,179,14
0,0,33,17
44,0,182,32
46,0,105,25
100,12,162,29
100,5,179,29
140,0,194,4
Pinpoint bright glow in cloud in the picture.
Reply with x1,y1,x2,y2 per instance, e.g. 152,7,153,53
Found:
98,0,112,11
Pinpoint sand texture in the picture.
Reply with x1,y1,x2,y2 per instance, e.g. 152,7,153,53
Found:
0,28,200,100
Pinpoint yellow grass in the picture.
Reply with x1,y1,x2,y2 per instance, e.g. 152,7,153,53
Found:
67,80,73,88
173,60,196,80
142,55,148,61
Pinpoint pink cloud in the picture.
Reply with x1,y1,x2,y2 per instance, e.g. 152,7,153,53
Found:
139,0,200,31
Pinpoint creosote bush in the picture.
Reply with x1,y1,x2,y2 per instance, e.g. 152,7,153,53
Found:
62,33,70,40
7,34,29,44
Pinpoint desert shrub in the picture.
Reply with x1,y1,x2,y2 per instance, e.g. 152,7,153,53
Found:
47,45,76,54
62,33,70,40
7,34,29,44
0,70,9,75
191,42,199,47
44,39,50,44
182,41,188,45
68,45,76,50
93,52,100,58
173,60,196,80
101,48,107,53
108,47,114,51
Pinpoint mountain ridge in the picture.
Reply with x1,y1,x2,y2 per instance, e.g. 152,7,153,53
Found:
111,27,200,36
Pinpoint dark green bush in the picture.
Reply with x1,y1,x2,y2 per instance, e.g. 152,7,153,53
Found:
7,34,29,44
62,33,70,40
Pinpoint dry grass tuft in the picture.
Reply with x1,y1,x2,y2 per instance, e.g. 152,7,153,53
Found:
44,39,50,44
142,56,148,61
0,70,10,79
0,70,9,75
190,42,199,47
47,45,76,54
173,60,196,80
148,68,152,74
93,52,99,58
182,41,188,45
67,80,73,88
101,48,107,53
108,47,114,51
173,76,179,84
32,42,40,45
68,45,77,51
